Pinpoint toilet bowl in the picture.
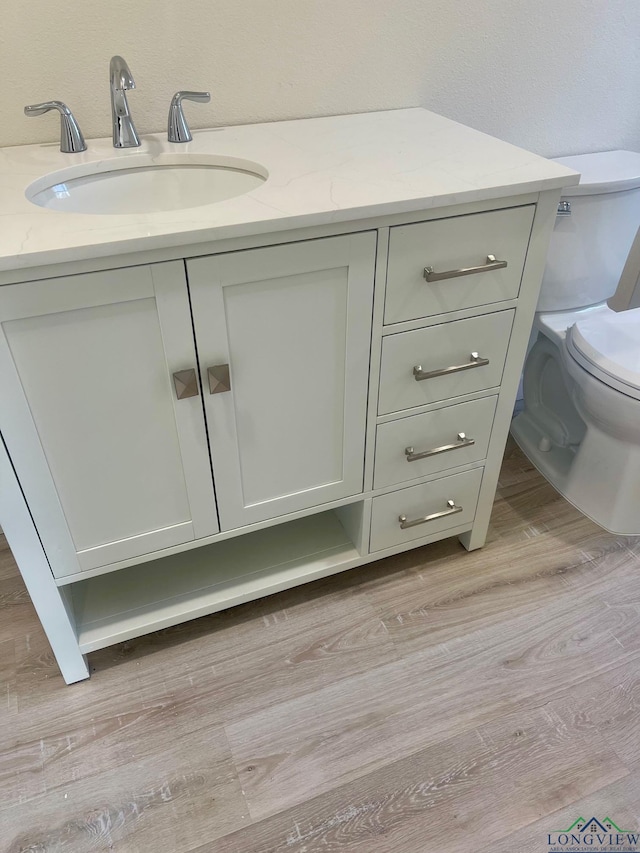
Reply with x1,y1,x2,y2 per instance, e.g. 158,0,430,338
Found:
511,150,640,533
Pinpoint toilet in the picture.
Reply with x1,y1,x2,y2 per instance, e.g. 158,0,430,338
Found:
511,150,640,534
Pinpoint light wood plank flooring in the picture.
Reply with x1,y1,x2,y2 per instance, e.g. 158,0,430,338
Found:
2,441,640,852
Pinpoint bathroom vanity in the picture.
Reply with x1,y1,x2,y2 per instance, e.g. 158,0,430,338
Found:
0,108,577,682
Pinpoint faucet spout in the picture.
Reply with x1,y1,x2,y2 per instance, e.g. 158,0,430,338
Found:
110,55,135,91
110,55,140,148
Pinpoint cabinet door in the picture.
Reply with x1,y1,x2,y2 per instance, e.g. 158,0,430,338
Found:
187,233,376,530
0,262,219,577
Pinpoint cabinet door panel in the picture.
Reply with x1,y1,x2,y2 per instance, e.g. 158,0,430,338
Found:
0,263,219,576
188,233,375,530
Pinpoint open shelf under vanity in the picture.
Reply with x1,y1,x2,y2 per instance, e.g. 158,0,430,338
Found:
68,507,364,653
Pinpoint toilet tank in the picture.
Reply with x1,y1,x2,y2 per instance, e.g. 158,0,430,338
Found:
537,150,640,312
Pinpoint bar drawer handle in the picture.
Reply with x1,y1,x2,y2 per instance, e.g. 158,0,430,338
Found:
413,352,489,381
405,432,475,463
173,369,199,400
398,499,463,529
423,254,507,282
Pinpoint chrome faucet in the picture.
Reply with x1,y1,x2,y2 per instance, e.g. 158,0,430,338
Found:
110,55,140,148
24,101,87,153
167,91,211,143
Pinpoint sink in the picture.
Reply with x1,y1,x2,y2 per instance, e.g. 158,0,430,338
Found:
26,153,268,215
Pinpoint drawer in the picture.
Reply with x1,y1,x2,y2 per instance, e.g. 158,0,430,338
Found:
384,205,535,324
374,395,497,489
378,310,514,415
370,468,483,552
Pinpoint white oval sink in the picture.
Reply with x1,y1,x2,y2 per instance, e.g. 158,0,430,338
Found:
26,154,268,215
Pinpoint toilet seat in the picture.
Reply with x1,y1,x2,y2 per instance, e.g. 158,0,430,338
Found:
566,306,640,401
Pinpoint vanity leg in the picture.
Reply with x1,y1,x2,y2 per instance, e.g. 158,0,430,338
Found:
0,436,89,684
459,459,500,552
458,520,489,552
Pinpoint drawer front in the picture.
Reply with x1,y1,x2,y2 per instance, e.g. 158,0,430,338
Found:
370,468,483,552
384,205,535,324
378,310,514,415
374,395,497,489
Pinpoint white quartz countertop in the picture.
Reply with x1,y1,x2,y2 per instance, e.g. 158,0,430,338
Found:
0,108,578,273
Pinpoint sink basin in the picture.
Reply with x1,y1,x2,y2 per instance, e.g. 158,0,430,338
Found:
26,153,268,215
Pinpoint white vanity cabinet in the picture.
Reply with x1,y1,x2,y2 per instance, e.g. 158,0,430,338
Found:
0,108,577,684
0,196,561,683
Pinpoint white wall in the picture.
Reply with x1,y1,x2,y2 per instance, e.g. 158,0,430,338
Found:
2,0,639,156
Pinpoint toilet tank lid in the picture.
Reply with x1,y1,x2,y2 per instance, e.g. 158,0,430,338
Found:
552,150,640,196
568,306,640,393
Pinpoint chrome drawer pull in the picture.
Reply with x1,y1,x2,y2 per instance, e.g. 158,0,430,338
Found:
398,499,463,529
405,432,475,462
413,352,489,381
423,254,507,282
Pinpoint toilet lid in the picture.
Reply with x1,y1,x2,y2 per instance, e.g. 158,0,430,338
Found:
567,307,640,399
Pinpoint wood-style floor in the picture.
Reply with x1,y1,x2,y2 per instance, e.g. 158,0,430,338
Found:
2,441,640,852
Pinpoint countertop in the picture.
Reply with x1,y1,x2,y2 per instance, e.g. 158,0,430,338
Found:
0,107,579,273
